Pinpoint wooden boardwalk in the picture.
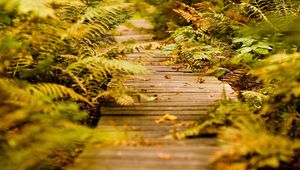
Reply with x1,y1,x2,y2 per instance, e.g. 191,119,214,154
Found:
69,20,234,170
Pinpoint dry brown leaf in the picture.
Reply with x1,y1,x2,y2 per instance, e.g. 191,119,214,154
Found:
164,75,171,79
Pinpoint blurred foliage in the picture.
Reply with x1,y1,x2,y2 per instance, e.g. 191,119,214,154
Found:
142,0,211,38
0,35,91,170
0,0,148,169
161,0,300,169
1,0,149,108
212,118,300,170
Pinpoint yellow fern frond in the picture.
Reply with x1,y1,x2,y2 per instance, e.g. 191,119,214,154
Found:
115,94,135,106
27,83,93,106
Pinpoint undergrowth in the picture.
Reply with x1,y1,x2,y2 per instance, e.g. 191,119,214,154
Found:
157,0,300,169
0,0,151,169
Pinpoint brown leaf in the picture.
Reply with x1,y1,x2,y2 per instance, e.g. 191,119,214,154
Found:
164,75,171,79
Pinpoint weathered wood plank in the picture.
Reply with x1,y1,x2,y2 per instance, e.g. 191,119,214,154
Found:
101,106,213,112
102,101,218,107
115,34,154,42
128,75,217,81
100,110,208,116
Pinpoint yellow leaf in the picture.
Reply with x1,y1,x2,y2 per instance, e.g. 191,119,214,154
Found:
155,114,178,124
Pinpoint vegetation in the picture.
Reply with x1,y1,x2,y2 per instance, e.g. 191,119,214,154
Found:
0,0,148,169
156,0,300,169
2,0,300,169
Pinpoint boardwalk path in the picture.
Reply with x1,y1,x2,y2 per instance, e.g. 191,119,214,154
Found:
70,20,234,170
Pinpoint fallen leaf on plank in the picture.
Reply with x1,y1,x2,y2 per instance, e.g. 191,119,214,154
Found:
164,75,171,79
155,114,178,124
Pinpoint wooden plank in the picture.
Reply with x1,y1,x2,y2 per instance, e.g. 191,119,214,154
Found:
79,149,218,159
137,72,204,76
126,81,226,86
143,65,192,72
101,106,212,111
126,84,226,88
128,88,227,93
102,100,217,107
69,159,211,170
100,110,208,116
126,53,169,58
128,75,217,81
115,34,154,42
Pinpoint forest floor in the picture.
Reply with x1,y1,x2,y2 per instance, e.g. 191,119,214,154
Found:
68,19,234,170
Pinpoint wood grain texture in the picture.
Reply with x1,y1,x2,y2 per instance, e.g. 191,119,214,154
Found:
69,20,235,170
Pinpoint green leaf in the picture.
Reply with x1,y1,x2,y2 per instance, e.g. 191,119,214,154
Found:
254,48,269,55
232,53,253,64
237,47,252,55
233,37,256,47
213,67,230,78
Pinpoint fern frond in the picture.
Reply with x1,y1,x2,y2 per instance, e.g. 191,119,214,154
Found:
173,2,236,42
67,56,149,77
27,83,93,106
90,76,136,105
173,121,214,139
172,9,197,23
241,2,278,30
0,78,50,111
98,42,160,59
115,93,135,105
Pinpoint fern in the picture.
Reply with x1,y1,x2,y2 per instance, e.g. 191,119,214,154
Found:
97,42,160,59
1,0,145,107
67,56,148,78
212,118,300,170
0,79,44,112
241,90,268,108
173,100,253,139
0,77,91,169
27,83,93,106
173,1,237,42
